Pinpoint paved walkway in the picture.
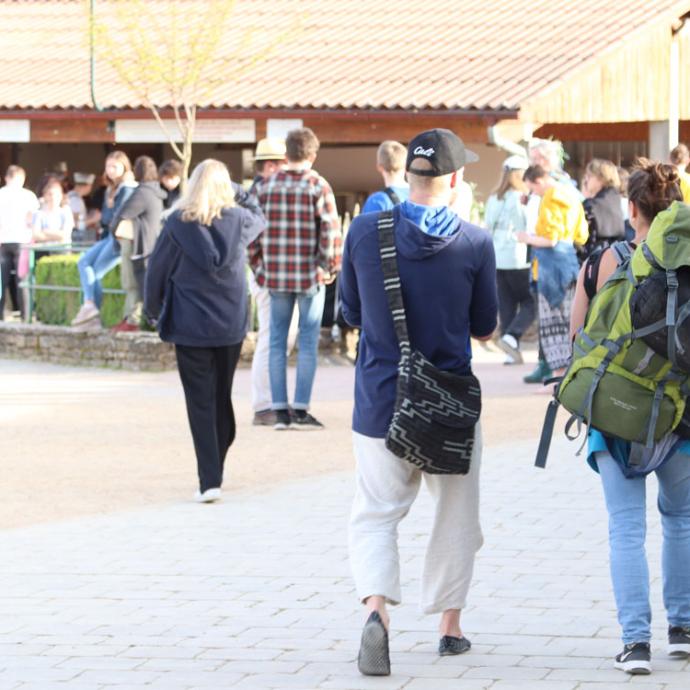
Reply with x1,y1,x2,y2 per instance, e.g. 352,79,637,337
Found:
2,428,689,689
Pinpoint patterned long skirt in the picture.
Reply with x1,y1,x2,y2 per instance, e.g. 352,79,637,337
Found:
538,284,575,371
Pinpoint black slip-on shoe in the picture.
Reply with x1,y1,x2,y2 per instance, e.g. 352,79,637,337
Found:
439,635,471,656
668,625,690,658
357,611,390,676
614,642,651,674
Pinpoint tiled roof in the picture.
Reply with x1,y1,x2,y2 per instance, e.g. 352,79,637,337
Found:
1,0,689,112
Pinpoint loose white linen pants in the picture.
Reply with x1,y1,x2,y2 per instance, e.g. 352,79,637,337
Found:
349,426,483,614
248,273,298,412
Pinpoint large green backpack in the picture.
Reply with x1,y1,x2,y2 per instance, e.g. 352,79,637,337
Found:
557,202,690,448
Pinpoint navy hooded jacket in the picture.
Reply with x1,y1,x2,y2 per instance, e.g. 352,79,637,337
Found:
145,197,265,347
339,204,497,438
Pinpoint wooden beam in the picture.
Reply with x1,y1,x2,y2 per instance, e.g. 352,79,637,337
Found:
534,122,650,142
25,112,493,145
294,114,490,144
31,119,114,143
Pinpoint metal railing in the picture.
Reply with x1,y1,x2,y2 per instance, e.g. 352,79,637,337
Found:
18,242,126,324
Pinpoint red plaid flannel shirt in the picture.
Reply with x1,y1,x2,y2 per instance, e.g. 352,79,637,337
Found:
248,168,342,292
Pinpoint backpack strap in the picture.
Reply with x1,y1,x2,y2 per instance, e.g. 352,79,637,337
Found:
675,300,690,360
376,210,411,356
666,269,680,365
641,243,663,270
583,241,633,300
610,240,633,266
583,248,605,301
534,396,560,468
382,187,402,206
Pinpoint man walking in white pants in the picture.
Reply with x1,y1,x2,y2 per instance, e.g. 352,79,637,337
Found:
339,128,497,675
248,139,297,425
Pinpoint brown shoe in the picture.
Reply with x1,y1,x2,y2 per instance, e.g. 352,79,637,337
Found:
253,409,277,426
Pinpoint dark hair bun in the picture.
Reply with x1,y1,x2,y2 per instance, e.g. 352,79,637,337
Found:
628,157,683,222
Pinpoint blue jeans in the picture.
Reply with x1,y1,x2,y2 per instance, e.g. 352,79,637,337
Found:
77,235,120,306
597,451,690,644
269,286,325,411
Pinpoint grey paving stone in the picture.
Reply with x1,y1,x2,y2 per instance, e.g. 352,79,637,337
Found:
70,669,162,685
0,668,80,684
1,422,686,689
319,675,412,690
491,680,576,690
462,664,551,680
575,684,665,690
404,681,493,690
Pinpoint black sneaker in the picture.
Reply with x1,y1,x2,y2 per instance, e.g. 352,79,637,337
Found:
668,625,690,658
290,410,324,430
273,410,291,430
614,642,651,674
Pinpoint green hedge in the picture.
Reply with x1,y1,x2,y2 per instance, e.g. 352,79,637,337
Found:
34,254,125,327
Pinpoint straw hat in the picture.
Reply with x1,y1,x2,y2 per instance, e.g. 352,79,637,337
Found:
254,138,286,161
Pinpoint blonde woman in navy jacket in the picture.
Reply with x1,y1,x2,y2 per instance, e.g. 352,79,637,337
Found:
145,160,266,503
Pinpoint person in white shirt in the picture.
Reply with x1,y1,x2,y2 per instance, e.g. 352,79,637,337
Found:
33,178,74,244
67,172,95,239
0,165,39,319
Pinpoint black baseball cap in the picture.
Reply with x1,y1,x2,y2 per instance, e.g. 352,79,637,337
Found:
406,128,479,177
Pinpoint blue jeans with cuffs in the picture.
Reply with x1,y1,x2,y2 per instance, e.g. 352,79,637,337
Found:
269,285,325,411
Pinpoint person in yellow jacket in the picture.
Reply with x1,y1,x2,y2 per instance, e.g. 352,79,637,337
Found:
516,165,588,380
670,144,690,203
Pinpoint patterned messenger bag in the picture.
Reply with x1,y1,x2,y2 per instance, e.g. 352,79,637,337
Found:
377,210,481,474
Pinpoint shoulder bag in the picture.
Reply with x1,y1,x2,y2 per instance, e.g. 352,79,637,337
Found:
377,210,481,474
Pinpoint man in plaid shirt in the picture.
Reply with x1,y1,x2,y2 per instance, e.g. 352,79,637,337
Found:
249,127,342,430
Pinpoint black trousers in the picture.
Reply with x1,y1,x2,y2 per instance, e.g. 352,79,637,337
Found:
175,343,242,493
0,243,22,319
496,268,536,342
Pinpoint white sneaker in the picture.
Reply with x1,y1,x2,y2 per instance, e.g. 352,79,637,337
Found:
72,316,102,333
71,302,100,326
194,488,221,503
497,333,523,364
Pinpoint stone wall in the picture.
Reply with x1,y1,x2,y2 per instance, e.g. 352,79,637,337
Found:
0,323,260,371
0,323,355,371
0,323,178,371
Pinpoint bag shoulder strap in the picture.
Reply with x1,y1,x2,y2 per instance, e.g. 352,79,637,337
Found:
583,247,605,301
377,210,411,354
610,240,633,266
583,240,634,300
382,187,402,206
487,196,509,233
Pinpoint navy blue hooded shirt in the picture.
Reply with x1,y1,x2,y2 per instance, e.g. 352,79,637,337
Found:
339,203,497,438
145,198,265,347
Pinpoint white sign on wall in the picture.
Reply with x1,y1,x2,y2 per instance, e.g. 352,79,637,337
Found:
0,120,30,142
266,118,303,140
115,119,256,143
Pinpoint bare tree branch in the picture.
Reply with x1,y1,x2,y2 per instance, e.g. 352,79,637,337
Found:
149,105,184,159
89,0,296,180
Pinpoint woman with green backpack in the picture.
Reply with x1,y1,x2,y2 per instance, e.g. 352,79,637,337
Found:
569,159,690,675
